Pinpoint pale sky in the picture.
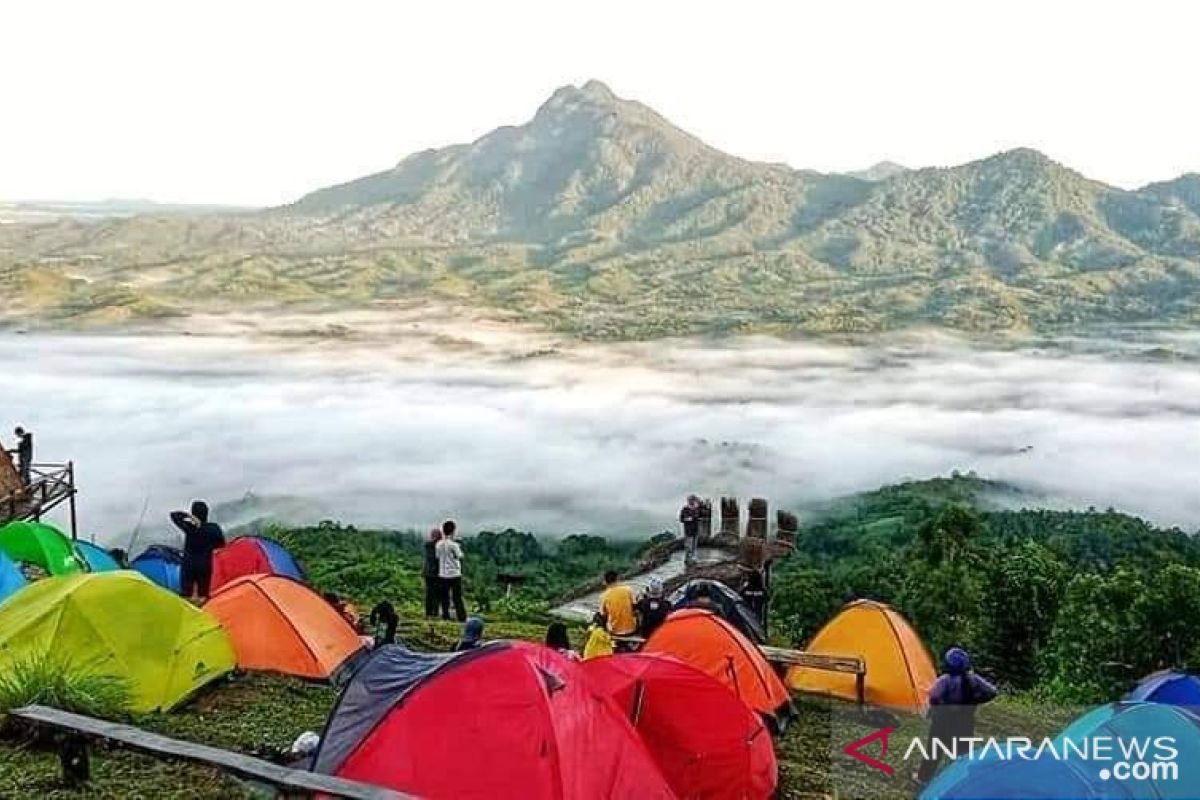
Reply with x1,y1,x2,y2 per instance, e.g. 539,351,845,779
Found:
4,0,1198,206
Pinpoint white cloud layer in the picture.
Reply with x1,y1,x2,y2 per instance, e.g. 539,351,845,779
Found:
2,332,1197,547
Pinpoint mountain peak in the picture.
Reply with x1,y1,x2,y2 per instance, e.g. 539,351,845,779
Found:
985,147,1060,169
579,79,616,100
846,161,909,181
538,80,620,114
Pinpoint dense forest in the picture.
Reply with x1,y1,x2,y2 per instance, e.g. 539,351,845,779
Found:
272,474,1200,705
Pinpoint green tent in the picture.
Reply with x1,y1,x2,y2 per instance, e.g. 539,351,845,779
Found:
0,521,84,576
0,572,235,712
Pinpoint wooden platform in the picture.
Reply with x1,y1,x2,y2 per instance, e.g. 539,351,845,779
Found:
0,462,77,534
9,705,411,799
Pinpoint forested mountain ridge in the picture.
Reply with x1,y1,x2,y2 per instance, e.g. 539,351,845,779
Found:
2,81,1198,338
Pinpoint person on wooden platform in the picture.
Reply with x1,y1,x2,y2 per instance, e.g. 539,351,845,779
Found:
8,427,33,487
679,494,701,565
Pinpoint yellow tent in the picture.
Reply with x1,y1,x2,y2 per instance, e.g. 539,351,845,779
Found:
0,572,234,712
787,599,936,711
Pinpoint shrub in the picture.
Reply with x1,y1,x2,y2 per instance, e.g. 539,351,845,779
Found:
0,655,132,719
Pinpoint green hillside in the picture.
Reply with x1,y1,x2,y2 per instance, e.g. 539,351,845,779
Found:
2,475,1197,796
2,82,1199,337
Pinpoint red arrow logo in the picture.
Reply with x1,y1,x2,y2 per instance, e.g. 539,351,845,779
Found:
843,725,895,775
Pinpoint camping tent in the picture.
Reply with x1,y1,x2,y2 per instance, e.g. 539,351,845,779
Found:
1054,702,1200,798
0,521,84,576
0,572,234,712
0,551,26,604
204,574,364,681
75,541,121,573
642,608,793,727
669,578,766,644
584,653,777,799
788,599,936,712
131,545,183,594
919,751,1127,800
1125,670,1200,706
313,642,675,799
211,536,304,592
922,701,1200,799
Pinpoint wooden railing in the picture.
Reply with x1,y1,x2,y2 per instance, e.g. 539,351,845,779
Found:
0,461,78,536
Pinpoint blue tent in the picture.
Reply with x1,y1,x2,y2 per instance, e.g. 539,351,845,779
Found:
923,702,1200,800
131,545,183,594
1125,670,1200,706
0,550,26,605
75,541,121,573
1056,702,1200,799
256,537,304,581
920,751,1127,800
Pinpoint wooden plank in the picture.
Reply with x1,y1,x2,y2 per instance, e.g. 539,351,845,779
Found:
613,637,865,676
760,646,865,675
10,705,411,800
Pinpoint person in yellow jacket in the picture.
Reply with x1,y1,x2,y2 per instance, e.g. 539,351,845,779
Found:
583,613,614,660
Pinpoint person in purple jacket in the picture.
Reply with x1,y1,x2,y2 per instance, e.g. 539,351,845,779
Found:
915,647,998,785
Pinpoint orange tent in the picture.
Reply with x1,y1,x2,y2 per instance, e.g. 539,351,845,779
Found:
642,608,792,726
204,574,364,682
787,599,936,712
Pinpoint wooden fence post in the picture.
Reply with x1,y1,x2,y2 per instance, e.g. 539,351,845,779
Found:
747,498,768,539
720,497,740,537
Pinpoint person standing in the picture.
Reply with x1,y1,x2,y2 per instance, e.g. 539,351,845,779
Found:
436,519,466,622
423,526,442,618
679,495,701,565
169,500,225,602
915,647,998,785
599,569,638,637
10,427,32,486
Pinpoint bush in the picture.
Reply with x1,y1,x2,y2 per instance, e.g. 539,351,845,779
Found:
0,655,132,719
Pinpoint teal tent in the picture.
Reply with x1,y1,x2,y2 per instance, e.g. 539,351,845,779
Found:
0,551,26,605
75,541,121,572
922,702,1200,799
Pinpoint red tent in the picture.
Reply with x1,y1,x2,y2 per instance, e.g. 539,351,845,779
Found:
211,536,304,592
313,641,676,799
584,654,777,800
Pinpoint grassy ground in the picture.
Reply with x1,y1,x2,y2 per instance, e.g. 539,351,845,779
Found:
0,615,1064,799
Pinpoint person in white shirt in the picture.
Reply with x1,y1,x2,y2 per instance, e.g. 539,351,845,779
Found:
435,519,466,621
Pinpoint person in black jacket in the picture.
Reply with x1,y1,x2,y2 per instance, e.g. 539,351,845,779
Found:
423,526,442,618
169,500,225,601
9,427,32,486
637,577,671,637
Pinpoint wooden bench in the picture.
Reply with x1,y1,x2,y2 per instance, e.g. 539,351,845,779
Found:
9,705,412,799
612,637,868,705
758,646,867,706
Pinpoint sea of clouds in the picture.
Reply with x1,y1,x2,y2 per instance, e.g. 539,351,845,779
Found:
2,331,1198,547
